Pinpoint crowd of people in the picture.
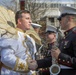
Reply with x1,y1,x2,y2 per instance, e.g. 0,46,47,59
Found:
0,5,76,75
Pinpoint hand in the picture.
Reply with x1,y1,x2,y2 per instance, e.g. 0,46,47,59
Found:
28,60,38,71
51,48,61,59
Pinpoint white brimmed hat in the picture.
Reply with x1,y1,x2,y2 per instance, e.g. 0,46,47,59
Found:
46,25,57,33
58,6,76,20
31,23,42,28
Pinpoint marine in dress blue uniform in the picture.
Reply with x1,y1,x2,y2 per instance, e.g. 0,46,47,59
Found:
36,6,76,75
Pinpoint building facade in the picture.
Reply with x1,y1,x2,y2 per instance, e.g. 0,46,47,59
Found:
24,0,76,27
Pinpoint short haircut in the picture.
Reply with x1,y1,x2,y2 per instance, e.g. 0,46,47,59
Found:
15,10,30,24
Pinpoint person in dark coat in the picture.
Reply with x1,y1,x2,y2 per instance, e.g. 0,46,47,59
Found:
29,6,76,75
39,25,58,75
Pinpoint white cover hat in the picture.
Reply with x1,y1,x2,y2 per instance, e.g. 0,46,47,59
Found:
31,23,42,28
58,6,76,20
46,25,57,33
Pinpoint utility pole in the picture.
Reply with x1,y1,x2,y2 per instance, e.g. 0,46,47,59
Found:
19,0,25,10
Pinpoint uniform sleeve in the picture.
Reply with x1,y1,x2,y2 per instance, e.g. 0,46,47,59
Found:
37,57,52,68
0,38,29,73
58,36,76,69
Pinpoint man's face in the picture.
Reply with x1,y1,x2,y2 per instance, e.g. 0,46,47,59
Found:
47,33,56,41
59,15,69,30
34,28,40,34
19,13,32,30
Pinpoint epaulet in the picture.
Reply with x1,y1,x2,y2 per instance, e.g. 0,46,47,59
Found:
72,27,76,33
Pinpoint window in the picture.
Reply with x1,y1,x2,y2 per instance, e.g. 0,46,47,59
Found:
49,18,54,23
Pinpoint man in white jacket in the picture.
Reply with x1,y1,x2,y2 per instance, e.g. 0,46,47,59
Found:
0,10,37,75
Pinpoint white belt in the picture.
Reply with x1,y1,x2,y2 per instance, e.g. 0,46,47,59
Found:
60,65,72,69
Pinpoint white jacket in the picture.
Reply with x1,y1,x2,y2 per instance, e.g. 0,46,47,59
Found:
0,31,36,75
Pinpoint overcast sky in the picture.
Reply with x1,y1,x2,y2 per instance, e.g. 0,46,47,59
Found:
38,0,75,2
